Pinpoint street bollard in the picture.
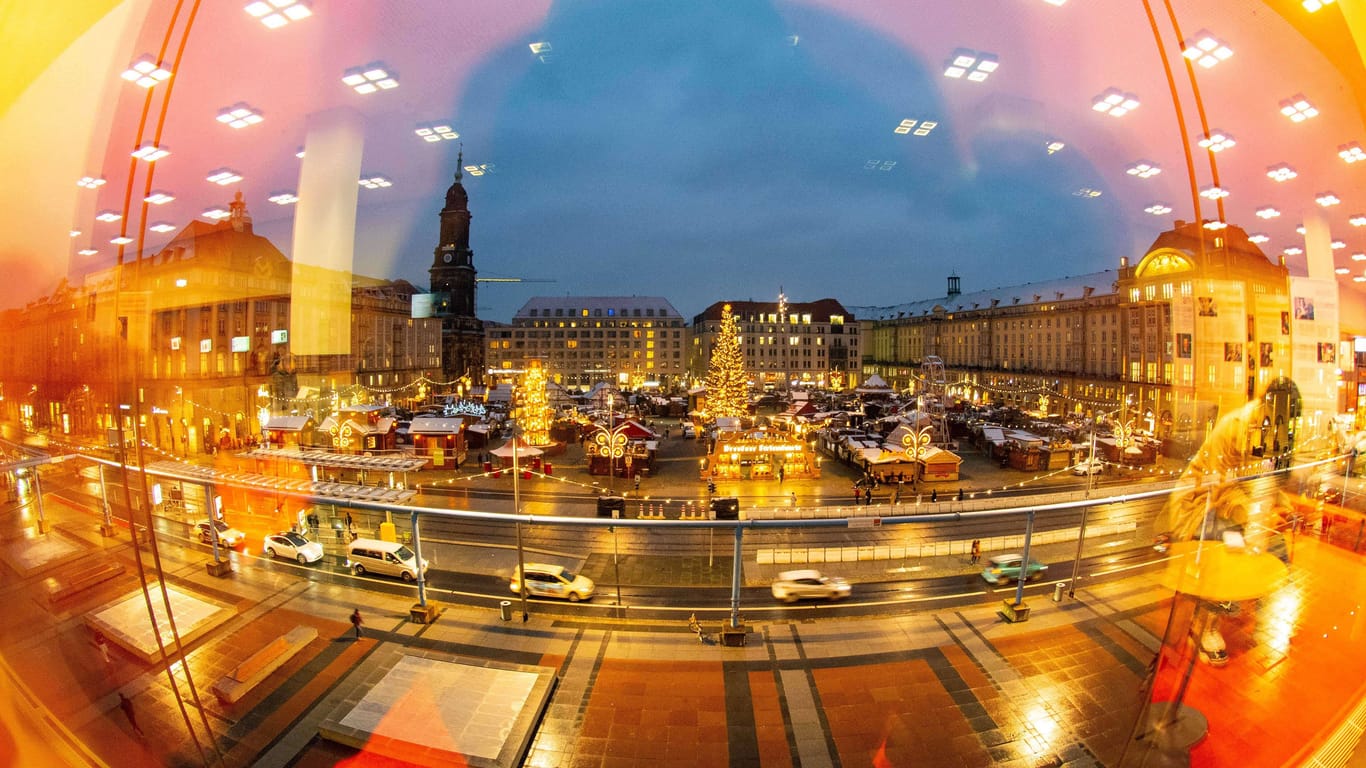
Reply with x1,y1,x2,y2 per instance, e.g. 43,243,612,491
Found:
500,600,513,621
1053,582,1065,602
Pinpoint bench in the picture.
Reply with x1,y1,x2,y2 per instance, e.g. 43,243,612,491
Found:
211,625,317,704
48,561,125,602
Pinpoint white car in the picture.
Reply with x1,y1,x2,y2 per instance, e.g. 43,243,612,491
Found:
195,519,245,548
1072,458,1105,476
510,563,596,602
263,531,325,564
770,569,851,603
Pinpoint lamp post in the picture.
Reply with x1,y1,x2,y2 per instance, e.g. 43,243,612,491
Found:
589,394,630,494
1070,397,1132,598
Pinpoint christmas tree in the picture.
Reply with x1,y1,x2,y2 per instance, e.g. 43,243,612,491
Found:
516,359,553,446
705,303,748,419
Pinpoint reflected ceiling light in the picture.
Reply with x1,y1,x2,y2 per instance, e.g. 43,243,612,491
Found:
1181,31,1233,68
1091,88,1140,117
894,118,937,136
216,103,263,128
1283,246,1304,256
202,207,230,220
529,41,553,63
206,168,243,185
1352,253,1366,261
1045,139,1065,154
76,175,106,189
1197,131,1235,152
464,163,495,176
1279,94,1318,122
1073,187,1102,198
1338,143,1366,163
1331,240,1346,249
144,191,175,205
1144,203,1172,215
120,55,171,88
1335,266,1350,274
295,147,305,158
1355,275,1366,283
1199,185,1228,200
149,222,176,233
1255,206,1281,219
244,0,311,28
1349,214,1366,226
1203,220,1228,230
1248,233,1270,243
863,160,897,171
1303,0,1334,11
415,123,459,143
70,230,81,237
1041,0,1067,5
1296,224,1306,234
131,143,170,162
1266,164,1298,182
358,174,392,189
110,236,134,245
1315,191,1341,207
268,191,299,205
342,63,398,94
943,49,998,82
95,210,122,222
787,35,800,46
77,248,98,256
1125,161,1160,178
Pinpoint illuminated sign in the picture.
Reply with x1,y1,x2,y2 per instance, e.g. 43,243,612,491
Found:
200,339,213,353
231,336,250,352
271,329,288,344
720,442,805,454
170,336,181,350
444,400,487,418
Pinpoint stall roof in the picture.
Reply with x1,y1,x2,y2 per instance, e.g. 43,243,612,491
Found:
240,448,427,472
149,459,420,504
265,416,314,432
408,417,466,434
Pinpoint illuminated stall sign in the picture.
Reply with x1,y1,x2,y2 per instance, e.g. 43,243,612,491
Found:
721,442,805,454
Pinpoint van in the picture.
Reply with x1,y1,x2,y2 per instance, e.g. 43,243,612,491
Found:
346,538,428,582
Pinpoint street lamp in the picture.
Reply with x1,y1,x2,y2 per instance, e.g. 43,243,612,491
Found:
588,397,630,494
1071,396,1133,597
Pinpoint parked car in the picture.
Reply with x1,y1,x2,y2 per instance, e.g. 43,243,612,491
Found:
770,569,851,603
981,554,1048,584
195,519,245,548
347,538,428,582
1072,458,1105,476
510,563,595,602
682,424,697,439
263,531,324,564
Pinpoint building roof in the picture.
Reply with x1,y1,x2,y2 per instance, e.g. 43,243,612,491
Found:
850,270,1118,321
693,298,854,323
513,296,683,319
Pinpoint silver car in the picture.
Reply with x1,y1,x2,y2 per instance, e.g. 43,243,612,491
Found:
771,569,851,603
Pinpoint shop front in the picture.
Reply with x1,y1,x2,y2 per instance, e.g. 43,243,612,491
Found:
703,430,820,481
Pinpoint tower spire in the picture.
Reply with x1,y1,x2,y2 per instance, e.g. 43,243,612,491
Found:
455,145,463,181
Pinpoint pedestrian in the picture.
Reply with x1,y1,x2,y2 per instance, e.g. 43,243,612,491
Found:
95,631,110,664
790,491,797,506
971,539,981,565
865,488,873,506
350,608,363,639
117,692,144,738
853,486,861,503
957,487,964,501
931,489,938,503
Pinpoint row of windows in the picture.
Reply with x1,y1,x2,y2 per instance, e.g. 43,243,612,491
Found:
495,329,683,339
527,307,674,319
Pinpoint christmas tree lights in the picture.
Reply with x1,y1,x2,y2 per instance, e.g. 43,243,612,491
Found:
705,303,749,419
515,359,553,446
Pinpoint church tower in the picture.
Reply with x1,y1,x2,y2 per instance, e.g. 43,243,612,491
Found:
429,150,485,383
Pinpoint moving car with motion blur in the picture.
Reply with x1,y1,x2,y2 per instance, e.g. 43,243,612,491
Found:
195,519,245,548
263,531,325,564
770,569,852,603
981,554,1048,585
510,563,596,602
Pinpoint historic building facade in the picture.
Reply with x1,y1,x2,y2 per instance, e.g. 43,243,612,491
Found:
857,220,1317,455
689,299,861,391
428,152,485,386
484,296,689,390
0,194,439,453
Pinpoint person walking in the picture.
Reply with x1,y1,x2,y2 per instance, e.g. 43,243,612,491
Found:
853,486,861,504
117,692,144,738
931,489,938,503
95,631,111,664
957,487,965,501
971,539,981,565
350,608,363,639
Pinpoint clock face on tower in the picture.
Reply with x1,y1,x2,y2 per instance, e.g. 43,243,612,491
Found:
443,252,453,264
